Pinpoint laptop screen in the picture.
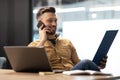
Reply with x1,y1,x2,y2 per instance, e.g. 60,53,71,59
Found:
4,46,53,72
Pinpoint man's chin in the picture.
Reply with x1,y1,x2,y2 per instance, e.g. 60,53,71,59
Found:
47,32,55,35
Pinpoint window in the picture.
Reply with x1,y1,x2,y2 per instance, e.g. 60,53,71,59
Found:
32,0,120,41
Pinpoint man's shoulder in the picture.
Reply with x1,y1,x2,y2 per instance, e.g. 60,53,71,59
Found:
28,40,40,46
31,39,40,43
57,37,71,43
57,37,70,41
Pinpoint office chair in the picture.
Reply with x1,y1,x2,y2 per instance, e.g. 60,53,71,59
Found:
0,57,7,69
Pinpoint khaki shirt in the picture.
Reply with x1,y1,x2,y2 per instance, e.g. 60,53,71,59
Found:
28,37,80,70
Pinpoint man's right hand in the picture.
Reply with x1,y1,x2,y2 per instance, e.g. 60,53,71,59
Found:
36,25,48,47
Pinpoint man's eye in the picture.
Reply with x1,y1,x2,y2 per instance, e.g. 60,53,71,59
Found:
48,20,53,23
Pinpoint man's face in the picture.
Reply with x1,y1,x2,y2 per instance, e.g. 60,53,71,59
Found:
37,12,57,35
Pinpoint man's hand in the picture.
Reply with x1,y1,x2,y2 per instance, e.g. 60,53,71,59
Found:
98,55,108,69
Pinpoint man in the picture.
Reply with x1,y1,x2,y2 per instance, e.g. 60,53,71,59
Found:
28,7,107,71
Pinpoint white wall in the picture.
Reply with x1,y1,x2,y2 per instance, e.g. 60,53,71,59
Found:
63,19,120,75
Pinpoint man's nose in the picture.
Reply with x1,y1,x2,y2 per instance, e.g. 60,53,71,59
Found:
52,21,57,26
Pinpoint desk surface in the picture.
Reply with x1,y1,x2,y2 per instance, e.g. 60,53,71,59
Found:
0,69,120,80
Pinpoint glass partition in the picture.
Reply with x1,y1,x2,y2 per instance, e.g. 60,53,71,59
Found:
32,0,120,41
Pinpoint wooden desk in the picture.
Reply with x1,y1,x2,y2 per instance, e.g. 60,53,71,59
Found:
0,69,120,80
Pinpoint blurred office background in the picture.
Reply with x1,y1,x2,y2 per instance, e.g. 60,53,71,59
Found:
0,0,120,74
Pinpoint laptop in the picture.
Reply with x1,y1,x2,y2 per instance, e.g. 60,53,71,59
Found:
4,46,54,72
92,30,118,66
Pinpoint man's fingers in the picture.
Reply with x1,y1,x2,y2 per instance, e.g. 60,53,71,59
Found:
98,65,106,69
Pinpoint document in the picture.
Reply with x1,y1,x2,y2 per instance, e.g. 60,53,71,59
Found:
62,70,112,75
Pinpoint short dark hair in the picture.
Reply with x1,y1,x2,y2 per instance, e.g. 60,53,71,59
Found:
36,7,56,19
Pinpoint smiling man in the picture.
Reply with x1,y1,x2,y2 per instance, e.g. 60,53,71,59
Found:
28,7,107,71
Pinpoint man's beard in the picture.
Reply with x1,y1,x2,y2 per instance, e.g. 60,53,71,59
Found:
47,27,56,35
47,31,56,35
47,33,57,40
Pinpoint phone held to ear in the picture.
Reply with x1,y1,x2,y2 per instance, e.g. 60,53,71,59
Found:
37,21,46,29
37,21,53,34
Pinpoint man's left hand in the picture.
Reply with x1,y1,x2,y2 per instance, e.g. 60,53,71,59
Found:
98,55,108,69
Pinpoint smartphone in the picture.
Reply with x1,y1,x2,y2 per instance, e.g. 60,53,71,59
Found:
37,21,46,29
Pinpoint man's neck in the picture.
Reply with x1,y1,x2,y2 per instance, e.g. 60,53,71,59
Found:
47,34,56,40
47,34,59,40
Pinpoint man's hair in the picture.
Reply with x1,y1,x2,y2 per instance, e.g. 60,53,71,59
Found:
36,7,56,19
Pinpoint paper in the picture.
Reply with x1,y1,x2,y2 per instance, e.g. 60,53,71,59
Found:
62,70,112,75
39,72,54,75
